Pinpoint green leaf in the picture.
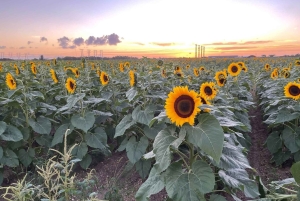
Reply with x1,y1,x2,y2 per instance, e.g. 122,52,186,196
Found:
209,194,227,201
28,116,51,134
275,109,300,124
291,161,300,184
0,121,7,135
57,93,85,112
71,112,95,133
136,159,151,179
36,135,53,147
117,136,129,152
153,127,177,173
72,142,88,159
18,149,32,167
143,123,166,140
126,136,149,164
0,125,23,142
132,105,156,125
165,161,215,201
0,149,19,167
86,127,107,149
294,151,300,162
51,124,73,147
114,114,136,138
272,151,291,166
187,113,224,163
282,126,300,153
0,170,3,185
80,154,92,170
149,111,167,127
29,91,44,99
135,167,164,201
21,127,30,141
126,87,138,102
266,131,282,154
0,147,3,159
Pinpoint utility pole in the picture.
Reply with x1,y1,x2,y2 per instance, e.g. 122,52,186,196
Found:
94,50,97,59
0,52,4,59
80,49,84,57
198,45,200,58
195,44,197,58
87,49,91,58
99,50,103,59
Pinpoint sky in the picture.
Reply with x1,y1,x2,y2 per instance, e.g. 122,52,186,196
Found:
0,0,300,59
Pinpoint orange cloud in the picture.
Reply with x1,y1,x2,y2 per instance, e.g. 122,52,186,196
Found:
150,42,176,46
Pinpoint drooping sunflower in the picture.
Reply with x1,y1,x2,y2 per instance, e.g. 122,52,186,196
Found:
174,65,181,72
237,61,245,68
199,95,211,113
72,68,80,78
284,82,300,100
283,71,290,78
199,66,205,71
65,77,76,94
295,60,300,66
53,59,57,66
270,69,278,79
175,71,183,78
227,62,241,76
14,64,20,75
215,71,227,87
165,86,201,126
6,73,17,90
193,68,199,77
161,69,167,78
100,71,109,86
129,70,135,87
124,62,130,68
186,64,190,69
119,63,124,72
50,69,58,84
264,63,271,71
31,63,37,75
200,82,217,100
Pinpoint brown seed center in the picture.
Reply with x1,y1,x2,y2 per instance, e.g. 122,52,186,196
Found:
289,86,300,96
174,95,195,118
70,81,74,89
204,86,213,96
104,75,108,82
231,66,238,73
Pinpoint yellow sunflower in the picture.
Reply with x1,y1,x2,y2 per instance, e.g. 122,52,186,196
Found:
216,77,227,87
228,62,241,76
157,60,163,66
186,64,190,69
72,68,80,78
283,71,290,78
241,66,248,72
200,82,217,100
124,62,130,68
119,63,124,72
31,63,37,75
175,71,184,78
0,63,3,72
284,82,300,100
295,60,300,66
193,68,199,77
129,70,135,87
50,69,58,84
100,71,109,86
264,63,271,71
199,66,205,71
14,64,20,75
65,77,76,94
96,68,101,77
6,73,17,90
161,69,167,78
174,65,181,72
165,86,201,126
53,59,57,66
271,69,278,79
237,61,245,68
199,95,211,113
215,71,227,81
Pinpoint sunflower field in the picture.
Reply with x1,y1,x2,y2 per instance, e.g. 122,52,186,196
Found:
0,57,299,200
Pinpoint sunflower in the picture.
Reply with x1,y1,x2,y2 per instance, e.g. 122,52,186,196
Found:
0,63,3,72
31,63,37,75
124,62,130,68
129,70,135,87
199,66,205,71
100,71,109,86
186,64,190,69
200,82,217,100
174,65,181,72
193,68,199,77
50,69,58,84
157,60,163,66
241,66,248,72
284,71,290,78
237,61,245,68
215,71,227,81
264,63,271,71
96,68,101,76
271,69,278,79
228,62,241,76
53,59,57,66
14,64,20,75
161,69,167,78
6,73,17,90
65,77,76,94
175,71,183,78
297,78,300,83
284,82,300,100
165,86,201,126
199,95,211,113
72,68,80,78
119,63,124,72
295,60,300,66
216,77,227,87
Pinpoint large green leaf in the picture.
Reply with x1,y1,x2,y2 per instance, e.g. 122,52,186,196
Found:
266,131,282,154
18,149,33,167
126,136,148,164
114,114,136,138
135,159,151,179
0,149,19,167
153,127,177,173
51,124,73,147
126,87,138,102
132,105,156,125
28,116,51,134
209,194,227,201
80,154,92,170
272,150,291,166
165,161,215,201
148,111,168,127
0,121,7,136
282,126,300,153
72,142,88,159
57,93,85,112
135,167,164,201
187,113,224,163
143,123,166,140
275,109,300,124
71,111,95,133
291,161,300,184
0,125,23,142
86,127,107,149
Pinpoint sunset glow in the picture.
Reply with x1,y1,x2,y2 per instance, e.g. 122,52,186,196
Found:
0,0,299,59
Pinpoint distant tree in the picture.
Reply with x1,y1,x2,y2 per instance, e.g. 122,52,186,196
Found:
269,55,275,57
262,55,266,57
40,55,44,60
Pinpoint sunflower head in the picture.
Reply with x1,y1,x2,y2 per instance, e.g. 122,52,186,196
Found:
241,66,248,72
271,69,278,79
199,66,205,71
119,63,124,72
237,61,245,68
129,70,136,87
161,69,167,78
200,82,217,100
14,64,20,75
157,60,163,66
65,77,76,94
193,68,199,77
50,69,58,84
72,68,80,78
53,59,57,66
295,60,300,66
100,71,109,86
228,62,241,76
264,64,271,71
31,64,37,75
199,95,211,113
186,64,190,69
124,62,130,68
165,86,201,126
284,82,300,100
5,73,17,90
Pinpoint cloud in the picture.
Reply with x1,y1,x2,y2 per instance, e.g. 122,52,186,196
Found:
150,42,175,46
19,46,26,49
212,46,258,51
0,46,6,49
241,40,273,45
107,33,121,45
73,37,84,46
27,41,33,45
130,42,145,46
85,36,96,45
204,40,273,46
85,33,121,46
40,37,48,43
57,36,72,49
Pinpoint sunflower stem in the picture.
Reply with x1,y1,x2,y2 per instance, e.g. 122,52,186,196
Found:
171,147,190,170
